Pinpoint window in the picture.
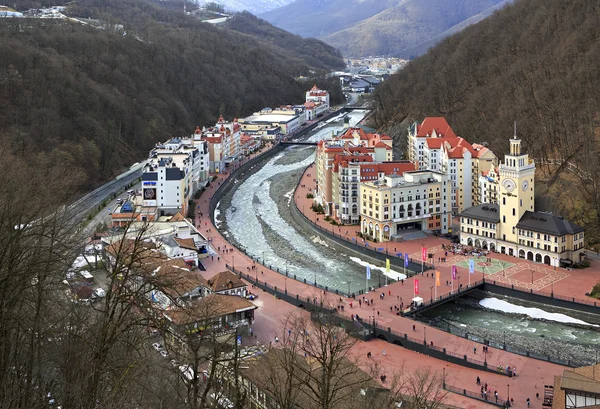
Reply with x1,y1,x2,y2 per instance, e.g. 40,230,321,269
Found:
503,216,506,223
512,208,515,216
503,197,505,205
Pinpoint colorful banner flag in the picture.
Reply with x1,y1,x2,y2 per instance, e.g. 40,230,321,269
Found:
452,265,457,280
421,247,427,262
436,270,441,287
366,265,371,280
414,278,419,295
404,253,409,267
469,259,475,274
386,258,390,273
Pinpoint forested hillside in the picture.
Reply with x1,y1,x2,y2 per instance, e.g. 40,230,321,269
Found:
372,0,600,245
224,12,344,71
0,0,343,193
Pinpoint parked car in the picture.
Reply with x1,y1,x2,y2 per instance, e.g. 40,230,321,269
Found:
159,350,168,359
93,288,106,298
152,343,164,351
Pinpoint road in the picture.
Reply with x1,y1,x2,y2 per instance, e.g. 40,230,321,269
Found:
67,162,146,235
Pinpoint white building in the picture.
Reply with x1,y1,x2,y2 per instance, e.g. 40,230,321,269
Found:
306,84,330,110
239,109,300,135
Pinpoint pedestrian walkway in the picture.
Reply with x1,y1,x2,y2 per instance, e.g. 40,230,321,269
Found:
191,148,565,409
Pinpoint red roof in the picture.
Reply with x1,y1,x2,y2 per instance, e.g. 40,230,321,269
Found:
375,161,416,176
381,134,392,141
417,117,456,138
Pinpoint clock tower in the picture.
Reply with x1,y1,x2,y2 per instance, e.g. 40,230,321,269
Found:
498,126,535,244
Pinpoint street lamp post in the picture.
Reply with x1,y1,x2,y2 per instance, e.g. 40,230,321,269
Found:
531,269,534,285
424,326,427,344
507,384,510,406
285,276,287,294
232,255,235,271
262,250,265,265
348,281,351,296
430,286,433,302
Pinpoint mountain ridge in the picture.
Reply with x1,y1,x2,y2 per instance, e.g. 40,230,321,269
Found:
261,0,511,58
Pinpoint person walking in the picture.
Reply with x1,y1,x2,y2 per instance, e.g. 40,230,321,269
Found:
526,397,530,407
473,346,477,354
476,376,480,385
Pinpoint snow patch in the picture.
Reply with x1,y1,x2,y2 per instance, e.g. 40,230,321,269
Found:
214,201,222,228
283,189,294,206
348,256,407,281
479,298,599,327
311,236,329,248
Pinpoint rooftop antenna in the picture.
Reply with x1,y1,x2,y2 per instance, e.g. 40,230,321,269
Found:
514,121,517,138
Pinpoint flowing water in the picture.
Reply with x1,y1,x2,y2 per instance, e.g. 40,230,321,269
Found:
216,110,407,294
419,294,600,366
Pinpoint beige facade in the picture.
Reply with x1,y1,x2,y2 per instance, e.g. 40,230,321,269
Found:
407,117,498,215
360,170,451,241
460,137,585,266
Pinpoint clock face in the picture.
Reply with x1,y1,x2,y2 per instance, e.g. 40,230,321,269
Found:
144,189,156,200
502,178,516,193
522,180,529,191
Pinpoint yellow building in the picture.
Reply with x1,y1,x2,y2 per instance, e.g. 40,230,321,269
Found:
360,170,451,241
459,136,585,266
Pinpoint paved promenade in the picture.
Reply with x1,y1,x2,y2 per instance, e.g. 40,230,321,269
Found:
190,148,600,408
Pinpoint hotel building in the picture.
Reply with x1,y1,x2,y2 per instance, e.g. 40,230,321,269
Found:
360,170,452,241
407,117,498,214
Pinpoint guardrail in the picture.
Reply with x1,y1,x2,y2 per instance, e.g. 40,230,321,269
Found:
290,167,431,276
67,161,146,210
444,384,508,408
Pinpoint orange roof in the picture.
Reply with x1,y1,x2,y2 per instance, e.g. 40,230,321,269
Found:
381,134,392,141
174,237,197,251
417,117,456,138
169,212,186,222
164,293,256,326
207,270,246,293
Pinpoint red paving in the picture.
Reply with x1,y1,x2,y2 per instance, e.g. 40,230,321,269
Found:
192,148,600,409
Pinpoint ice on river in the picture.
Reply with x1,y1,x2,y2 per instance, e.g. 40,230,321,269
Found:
214,202,222,228
349,256,407,281
479,297,599,327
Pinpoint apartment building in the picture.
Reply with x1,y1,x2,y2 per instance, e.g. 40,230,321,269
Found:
360,170,452,241
479,166,500,205
305,84,330,117
460,136,585,266
314,127,393,218
332,157,415,224
407,117,497,214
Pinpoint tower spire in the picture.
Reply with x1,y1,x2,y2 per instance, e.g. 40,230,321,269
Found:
514,121,517,138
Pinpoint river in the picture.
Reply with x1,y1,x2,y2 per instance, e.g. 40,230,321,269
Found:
418,293,600,366
216,110,405,294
